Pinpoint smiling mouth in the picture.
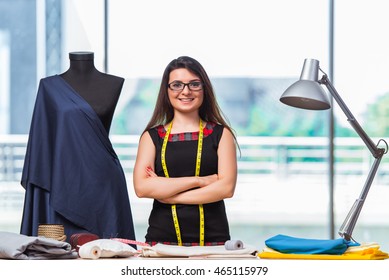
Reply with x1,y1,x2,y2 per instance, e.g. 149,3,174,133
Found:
178,98,194,102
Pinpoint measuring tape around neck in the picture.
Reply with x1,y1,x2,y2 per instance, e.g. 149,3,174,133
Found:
161,119,205,246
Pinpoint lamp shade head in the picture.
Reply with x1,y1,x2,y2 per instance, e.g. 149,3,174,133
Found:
280,58,331,110
280,80,331,110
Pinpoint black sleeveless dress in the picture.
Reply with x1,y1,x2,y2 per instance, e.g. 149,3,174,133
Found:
145,122,230,245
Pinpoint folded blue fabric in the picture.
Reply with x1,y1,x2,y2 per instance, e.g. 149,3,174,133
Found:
265,234,360,255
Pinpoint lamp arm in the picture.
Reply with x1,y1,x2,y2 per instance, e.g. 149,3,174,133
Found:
319,74,384,158
338,156,383,241
319,73,387,241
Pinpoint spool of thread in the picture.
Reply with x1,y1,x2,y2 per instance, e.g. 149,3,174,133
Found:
38,224,67,242
224,240,244,250
79,245,101,260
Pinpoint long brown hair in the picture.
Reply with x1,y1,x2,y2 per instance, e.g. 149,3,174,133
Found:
143,56,238,145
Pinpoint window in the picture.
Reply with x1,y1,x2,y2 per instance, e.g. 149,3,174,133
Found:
1,0,388,253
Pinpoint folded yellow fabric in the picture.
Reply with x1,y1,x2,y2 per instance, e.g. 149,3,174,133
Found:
258,242,389,260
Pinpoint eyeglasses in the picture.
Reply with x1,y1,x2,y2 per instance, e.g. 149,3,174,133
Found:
168,81,203,92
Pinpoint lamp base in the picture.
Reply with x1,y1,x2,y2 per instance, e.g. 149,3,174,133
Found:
338,198,364,241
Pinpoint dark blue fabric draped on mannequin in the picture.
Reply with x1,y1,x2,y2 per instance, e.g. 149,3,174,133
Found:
20,75,136,242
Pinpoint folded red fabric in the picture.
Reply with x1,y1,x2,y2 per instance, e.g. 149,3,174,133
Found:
70,233,99,252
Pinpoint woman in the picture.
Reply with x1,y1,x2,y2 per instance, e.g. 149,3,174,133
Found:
133,56,238,246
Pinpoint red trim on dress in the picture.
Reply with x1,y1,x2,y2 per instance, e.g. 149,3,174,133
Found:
157,122,216,141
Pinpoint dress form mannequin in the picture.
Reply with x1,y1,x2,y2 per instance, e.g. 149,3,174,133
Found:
20,55,136,243
60,51,124,133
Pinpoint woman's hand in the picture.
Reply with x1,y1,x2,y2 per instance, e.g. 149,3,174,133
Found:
145,166,157,178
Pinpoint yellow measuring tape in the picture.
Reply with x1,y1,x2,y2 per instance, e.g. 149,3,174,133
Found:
161,119,204,246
